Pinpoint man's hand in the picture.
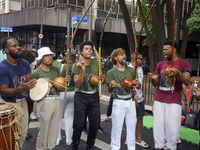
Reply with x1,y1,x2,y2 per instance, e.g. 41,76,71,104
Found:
110,80,117,88
65,75,71,83
21,79,37,91
98,74,105,83
132,79,141,89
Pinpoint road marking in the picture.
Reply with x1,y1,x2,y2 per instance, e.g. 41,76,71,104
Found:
29,114,110,150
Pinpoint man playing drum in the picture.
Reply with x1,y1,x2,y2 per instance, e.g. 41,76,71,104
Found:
106,48,141,150
71,41,105,150
31,47,71,150
0,37,37,148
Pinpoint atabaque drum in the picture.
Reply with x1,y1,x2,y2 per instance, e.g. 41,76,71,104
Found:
30,78,51,101
0,103,20,150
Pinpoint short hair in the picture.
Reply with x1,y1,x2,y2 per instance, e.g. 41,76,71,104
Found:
1,37,15,50
79,41,93,52
131,52,142,60
18,40,26,47
164,40,179,53
22,49,35,64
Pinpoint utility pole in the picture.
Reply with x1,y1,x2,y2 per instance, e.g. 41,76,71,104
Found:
67,8,71,49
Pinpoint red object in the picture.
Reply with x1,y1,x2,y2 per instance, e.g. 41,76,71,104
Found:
188,83,195,103
165,66,175,76
181,116,185,125
123,79,133,89
90,76,99,86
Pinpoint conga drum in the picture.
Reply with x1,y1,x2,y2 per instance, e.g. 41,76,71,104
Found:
0,103,20,150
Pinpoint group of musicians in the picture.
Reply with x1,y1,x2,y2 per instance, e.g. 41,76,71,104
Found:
0,37,197,150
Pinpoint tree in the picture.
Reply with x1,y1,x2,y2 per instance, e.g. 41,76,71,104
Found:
118,0,135,56
187,3,200,41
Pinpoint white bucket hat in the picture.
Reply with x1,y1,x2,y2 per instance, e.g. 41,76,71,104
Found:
36,47,55,60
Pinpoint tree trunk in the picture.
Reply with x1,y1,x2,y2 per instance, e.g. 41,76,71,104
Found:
180,0,195,58
150,0,165,62
137,0,155,72
118,0,135,55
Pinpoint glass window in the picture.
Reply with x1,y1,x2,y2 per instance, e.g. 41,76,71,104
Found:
126,0,131,15
105,0,112,11
78,0,84,6
98,0,104,10
113,1,118,13
69,0,76,5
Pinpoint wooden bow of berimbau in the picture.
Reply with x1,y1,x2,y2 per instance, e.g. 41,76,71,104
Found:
169,0,175,92
133,0,157,100
98,0,115,97
64,0,96,98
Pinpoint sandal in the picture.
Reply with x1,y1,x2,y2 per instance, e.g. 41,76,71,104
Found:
135,141,149,148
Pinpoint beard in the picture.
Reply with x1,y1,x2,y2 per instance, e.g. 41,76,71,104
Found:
9,50,22,59
120,59,126,65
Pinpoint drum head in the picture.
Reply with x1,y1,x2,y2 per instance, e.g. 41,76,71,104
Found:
30,78,49,101
0,103,14,111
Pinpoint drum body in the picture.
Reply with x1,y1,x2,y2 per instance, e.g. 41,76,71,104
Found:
0,103,20,150
30,78,51,101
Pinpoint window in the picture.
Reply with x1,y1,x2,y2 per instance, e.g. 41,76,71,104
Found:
98,0,104,10
78,0,84,7
69,0,76,5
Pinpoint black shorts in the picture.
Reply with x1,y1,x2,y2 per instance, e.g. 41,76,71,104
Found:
136,101,145,117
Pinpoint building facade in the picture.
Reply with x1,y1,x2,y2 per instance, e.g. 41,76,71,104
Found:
0,0,199,67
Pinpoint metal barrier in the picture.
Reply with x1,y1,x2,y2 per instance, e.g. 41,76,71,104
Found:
101,76,199,112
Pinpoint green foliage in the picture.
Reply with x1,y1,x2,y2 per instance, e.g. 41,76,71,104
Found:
136,0,155,46
187,4,200,35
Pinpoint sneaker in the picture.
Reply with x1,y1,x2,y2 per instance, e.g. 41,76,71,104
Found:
26,133,33,139
82,127,88,134
177,138,181,143
30,112,37,120
98,126,104,133
56,140,60,146
125,140,127,144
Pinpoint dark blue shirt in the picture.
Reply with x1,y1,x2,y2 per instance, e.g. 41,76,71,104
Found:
0,58,31,102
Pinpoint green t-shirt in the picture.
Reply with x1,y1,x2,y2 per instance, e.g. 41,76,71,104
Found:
31,66,61,95
72,59,99,92
58,63,75,92
106,66,137,99
52,60,61,68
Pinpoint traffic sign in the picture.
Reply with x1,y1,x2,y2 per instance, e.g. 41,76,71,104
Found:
73,16,87,24
1,27,13,32
38,33,44,39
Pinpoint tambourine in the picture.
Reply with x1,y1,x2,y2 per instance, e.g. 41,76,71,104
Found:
30,78,51,101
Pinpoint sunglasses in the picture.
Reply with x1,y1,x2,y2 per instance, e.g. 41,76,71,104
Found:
32,51,38,54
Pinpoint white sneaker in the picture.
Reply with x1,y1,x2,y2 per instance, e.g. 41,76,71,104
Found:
56,140,60,146
30,112,37,120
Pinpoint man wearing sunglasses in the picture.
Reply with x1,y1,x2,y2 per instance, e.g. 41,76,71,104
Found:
31,46,39,70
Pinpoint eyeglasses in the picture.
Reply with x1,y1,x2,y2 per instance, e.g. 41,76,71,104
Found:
31,51,38,54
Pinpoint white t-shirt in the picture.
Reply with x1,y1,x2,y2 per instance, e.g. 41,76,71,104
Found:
128,64,144,103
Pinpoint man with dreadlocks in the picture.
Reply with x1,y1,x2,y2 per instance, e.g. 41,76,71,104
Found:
106,48,141,150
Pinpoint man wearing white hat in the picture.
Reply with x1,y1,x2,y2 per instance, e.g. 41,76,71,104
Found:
31,47,71,150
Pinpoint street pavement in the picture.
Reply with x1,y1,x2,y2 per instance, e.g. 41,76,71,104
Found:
22,95,199,150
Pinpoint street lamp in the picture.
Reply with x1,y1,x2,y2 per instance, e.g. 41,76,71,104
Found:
39,5,56,48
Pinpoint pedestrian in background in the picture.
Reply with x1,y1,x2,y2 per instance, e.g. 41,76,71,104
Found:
129,52,149,147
